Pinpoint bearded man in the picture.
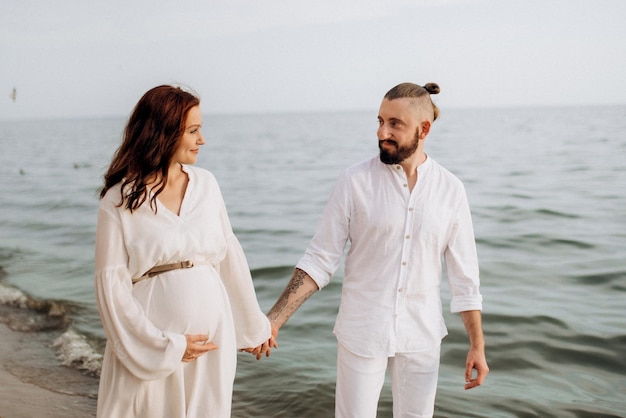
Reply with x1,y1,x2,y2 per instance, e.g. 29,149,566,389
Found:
260,82,489,418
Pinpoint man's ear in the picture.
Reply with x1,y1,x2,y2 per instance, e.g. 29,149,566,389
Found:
419,120,431,139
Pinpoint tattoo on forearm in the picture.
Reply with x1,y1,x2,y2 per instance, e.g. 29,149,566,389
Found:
267,268,316,326
286,268,306,295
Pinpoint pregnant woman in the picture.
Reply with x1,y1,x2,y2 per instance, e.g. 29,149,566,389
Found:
94,85,271,417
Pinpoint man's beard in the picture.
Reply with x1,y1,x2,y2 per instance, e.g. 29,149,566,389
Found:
379,129,420,165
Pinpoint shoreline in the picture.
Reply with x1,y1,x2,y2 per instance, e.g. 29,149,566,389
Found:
0,322,97,418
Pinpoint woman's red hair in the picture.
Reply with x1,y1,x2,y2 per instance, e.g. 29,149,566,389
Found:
100,85,200,212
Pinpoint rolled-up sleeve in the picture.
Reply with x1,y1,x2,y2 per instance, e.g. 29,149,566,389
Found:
445,190,483,313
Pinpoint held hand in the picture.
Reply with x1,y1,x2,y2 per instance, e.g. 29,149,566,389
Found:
464,346,489,390
256,322,279,360
269,321,278,350
241,322,279,360
239,340,272,360
182,334,218,363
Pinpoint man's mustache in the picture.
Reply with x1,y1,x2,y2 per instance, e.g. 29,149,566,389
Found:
379,139,398,147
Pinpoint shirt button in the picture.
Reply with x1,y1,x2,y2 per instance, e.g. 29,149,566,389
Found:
405,235,410,239
396,165,401,170
398,288,403,293
402,261,407,266
408,207,414,211
403,183,408,188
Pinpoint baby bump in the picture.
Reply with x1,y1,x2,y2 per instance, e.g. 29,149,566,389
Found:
132,265,233,335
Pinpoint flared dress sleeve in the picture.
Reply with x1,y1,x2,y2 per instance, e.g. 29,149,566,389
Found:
94,191,187,381
213,184,271,349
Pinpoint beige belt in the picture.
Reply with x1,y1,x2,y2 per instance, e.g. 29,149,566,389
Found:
133,260,211,284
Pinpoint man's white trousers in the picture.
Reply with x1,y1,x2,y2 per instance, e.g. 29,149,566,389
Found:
335,343,441,418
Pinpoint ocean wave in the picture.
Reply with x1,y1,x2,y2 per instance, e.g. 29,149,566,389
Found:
0,282,103,383
478,234,596,251
52,329,103,376
534,208,581,219
0,283,70,332
484,313,570,328
479,205,582,224
0,283,28,307
570,268,626,286
251,265,296,278
473,312,626,377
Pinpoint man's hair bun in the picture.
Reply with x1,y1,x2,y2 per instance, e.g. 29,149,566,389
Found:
423,83,440,95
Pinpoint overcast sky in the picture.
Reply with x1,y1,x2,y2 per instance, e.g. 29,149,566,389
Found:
1,0,625,120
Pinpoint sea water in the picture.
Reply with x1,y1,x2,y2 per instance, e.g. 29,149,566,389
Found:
0,106,625,417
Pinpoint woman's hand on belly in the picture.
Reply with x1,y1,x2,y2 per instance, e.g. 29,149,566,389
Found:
182,334,218,362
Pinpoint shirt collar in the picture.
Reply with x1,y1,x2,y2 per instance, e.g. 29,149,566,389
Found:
379,154,432,176
417,154,432,174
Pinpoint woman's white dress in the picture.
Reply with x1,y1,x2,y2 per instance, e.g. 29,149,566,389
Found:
94,165,270,418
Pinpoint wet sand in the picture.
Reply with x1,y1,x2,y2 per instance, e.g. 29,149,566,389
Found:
0,323,97,418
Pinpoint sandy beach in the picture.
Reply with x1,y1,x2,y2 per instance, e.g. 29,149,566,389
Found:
0,323,97,418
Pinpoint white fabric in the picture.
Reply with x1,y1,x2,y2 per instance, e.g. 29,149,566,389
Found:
388,348,440,417
94,164,270,418
336,343,440,418
297,156,482,357
335,343,387,418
